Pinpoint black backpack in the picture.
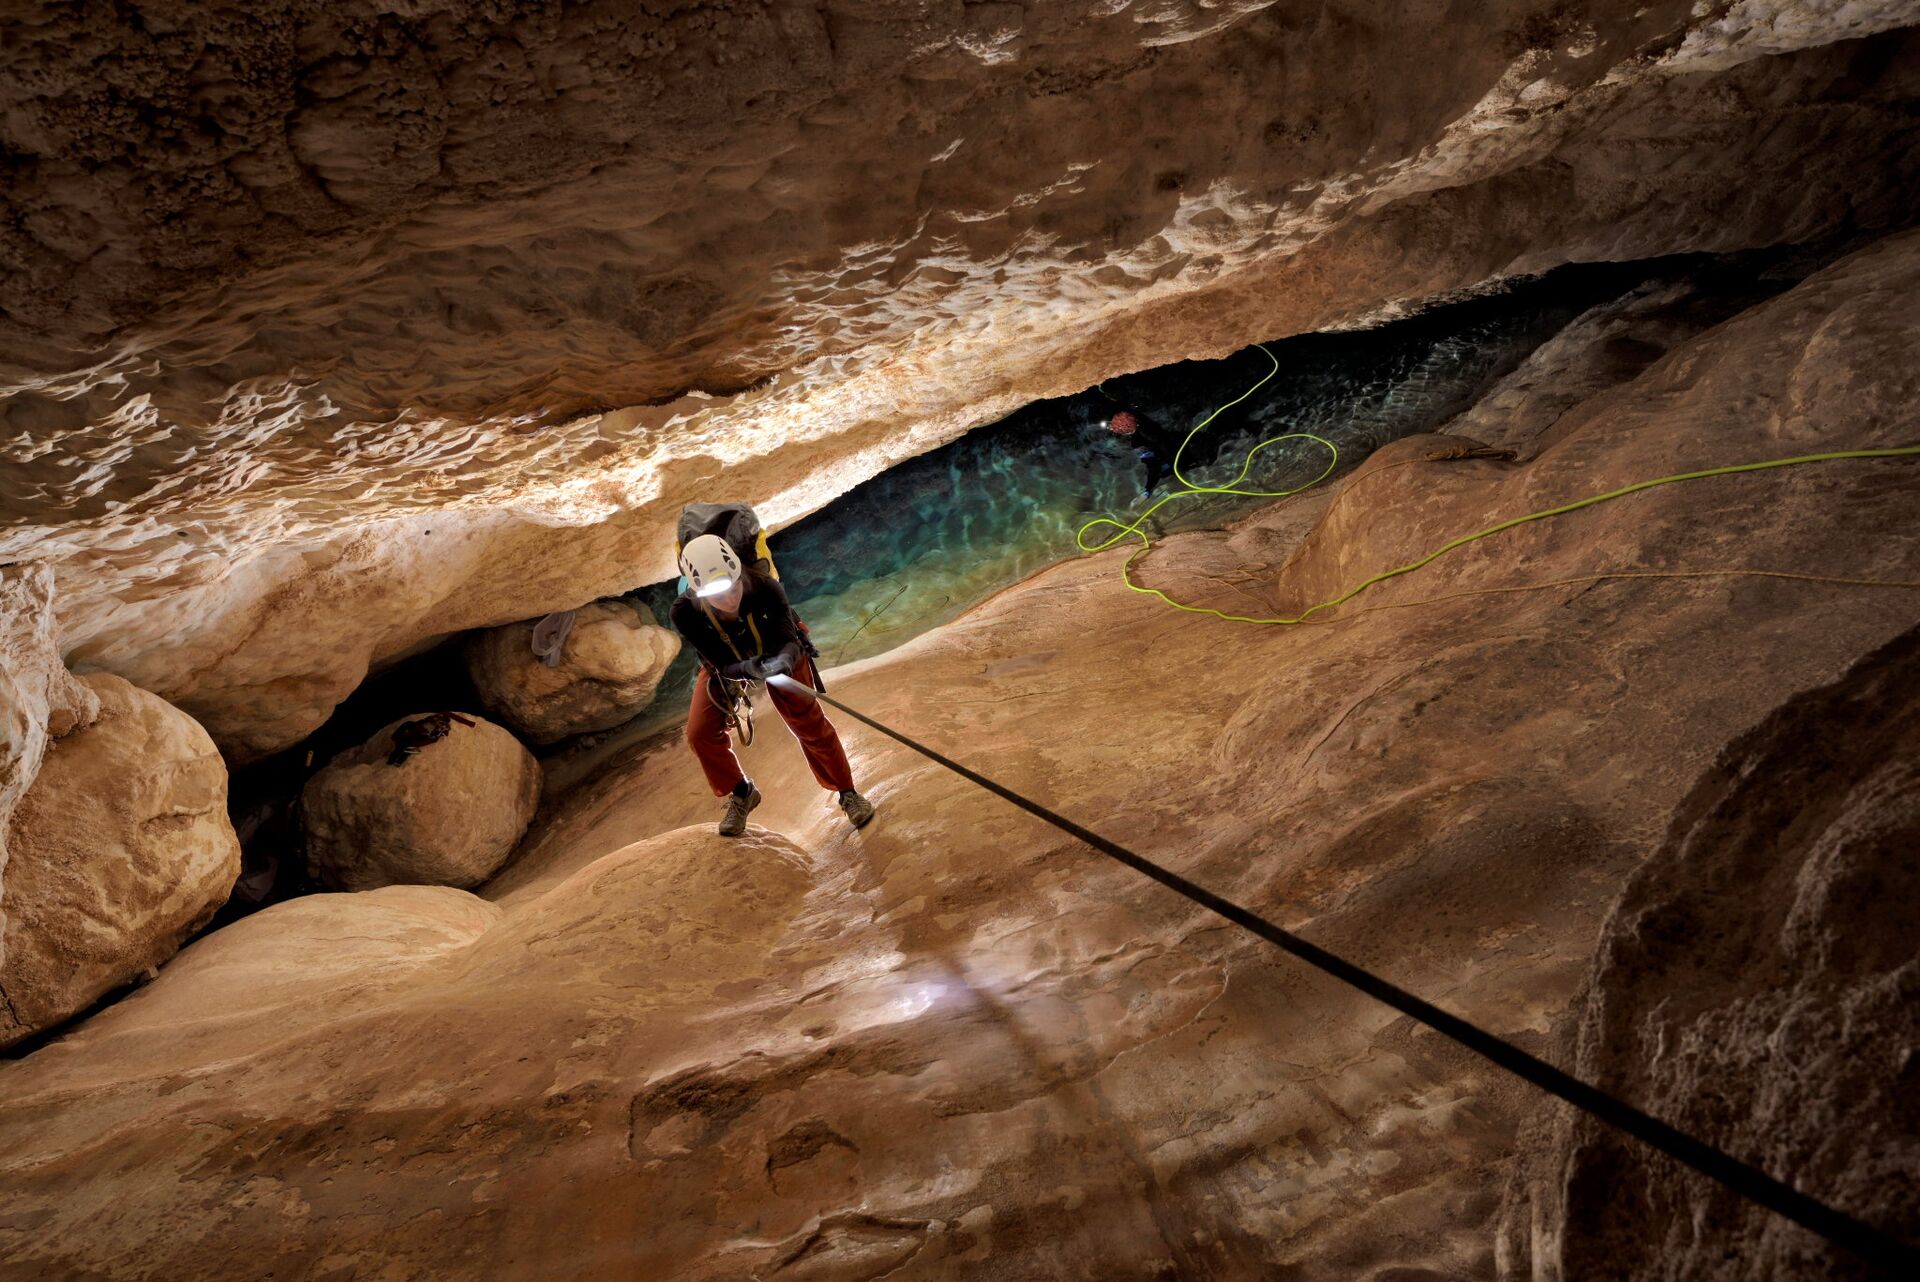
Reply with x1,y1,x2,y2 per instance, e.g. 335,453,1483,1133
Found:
675,502,778,580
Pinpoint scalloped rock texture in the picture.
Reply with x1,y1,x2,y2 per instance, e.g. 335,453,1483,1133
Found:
0,218,1913,1280
465,599,681,743
301,711,541,891
3,2,1920,763
0,673,239,1050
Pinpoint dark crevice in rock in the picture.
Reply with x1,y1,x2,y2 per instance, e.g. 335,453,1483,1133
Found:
213,637,489,925
0,968,150,1062
0,979,22,1035
765,1118,860,1182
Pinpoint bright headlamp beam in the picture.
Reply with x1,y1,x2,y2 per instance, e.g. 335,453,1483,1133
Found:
694,577,735,598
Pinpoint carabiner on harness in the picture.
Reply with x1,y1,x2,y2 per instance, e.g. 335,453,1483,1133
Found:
707,673,757,747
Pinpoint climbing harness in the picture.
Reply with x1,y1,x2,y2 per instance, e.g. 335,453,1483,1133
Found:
1077,344,1920,622
704,674,755,747
699,598,768,660
697,601,768,746
768,674,1920,1275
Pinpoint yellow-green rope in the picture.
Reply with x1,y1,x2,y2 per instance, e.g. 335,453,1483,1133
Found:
1076,345,1920,623
1077,344,1338,563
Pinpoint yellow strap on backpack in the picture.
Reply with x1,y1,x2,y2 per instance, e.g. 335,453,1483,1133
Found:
696,604,766,665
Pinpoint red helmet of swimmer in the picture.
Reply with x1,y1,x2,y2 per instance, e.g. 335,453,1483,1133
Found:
1107,410,1140,436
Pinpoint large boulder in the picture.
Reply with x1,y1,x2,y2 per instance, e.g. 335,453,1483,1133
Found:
0,673,238,1050
301,713,540,892
465,600,682,744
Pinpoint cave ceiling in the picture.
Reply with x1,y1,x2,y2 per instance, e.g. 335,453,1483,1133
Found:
3,1,1918,757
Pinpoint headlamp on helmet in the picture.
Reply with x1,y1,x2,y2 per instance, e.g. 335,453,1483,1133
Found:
679,534,744,598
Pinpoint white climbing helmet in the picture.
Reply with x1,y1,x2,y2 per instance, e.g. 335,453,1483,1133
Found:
679,533,743,598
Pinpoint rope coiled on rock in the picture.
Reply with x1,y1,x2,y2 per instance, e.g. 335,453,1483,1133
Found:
1076,343,1920,621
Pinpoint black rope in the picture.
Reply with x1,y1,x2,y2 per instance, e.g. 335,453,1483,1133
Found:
777,678,1920,1274
835,582,911,666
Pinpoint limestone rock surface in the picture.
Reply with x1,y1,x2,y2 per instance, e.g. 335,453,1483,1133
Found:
0,563,100,966
0,229,1914,1279
1496,624,1920,1282
3,5,1918,759
300,712,541,892
0,673,238,1050
465,600,681,744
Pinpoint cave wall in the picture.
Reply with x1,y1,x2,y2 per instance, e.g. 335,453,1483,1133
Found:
4,3,1920,765
1497,623,1920,1282
0,565,100,968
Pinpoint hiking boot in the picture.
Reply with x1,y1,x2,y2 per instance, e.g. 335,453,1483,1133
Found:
718,785,762,837
838,789,875,829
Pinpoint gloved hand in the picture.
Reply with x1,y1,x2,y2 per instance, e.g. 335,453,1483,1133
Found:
722,653,793,682
749,652,794,681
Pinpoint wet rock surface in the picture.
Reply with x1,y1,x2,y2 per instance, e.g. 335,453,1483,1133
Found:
0,231,1913,1277
300,712,540,892
465,599,680,744
0,674,238,1050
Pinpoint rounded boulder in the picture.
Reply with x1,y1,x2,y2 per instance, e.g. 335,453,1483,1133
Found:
301,712,540,892
0,673,241,1049
465,600,681,744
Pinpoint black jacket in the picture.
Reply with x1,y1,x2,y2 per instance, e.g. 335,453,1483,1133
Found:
669,571,807,679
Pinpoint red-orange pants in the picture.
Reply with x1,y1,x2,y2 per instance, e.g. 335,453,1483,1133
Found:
686,657,855,796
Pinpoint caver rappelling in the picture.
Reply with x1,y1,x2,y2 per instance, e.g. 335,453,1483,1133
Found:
668,504,877,837
1104,407,1187,496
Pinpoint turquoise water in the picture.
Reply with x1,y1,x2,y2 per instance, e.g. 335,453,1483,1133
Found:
635,260,1660,712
